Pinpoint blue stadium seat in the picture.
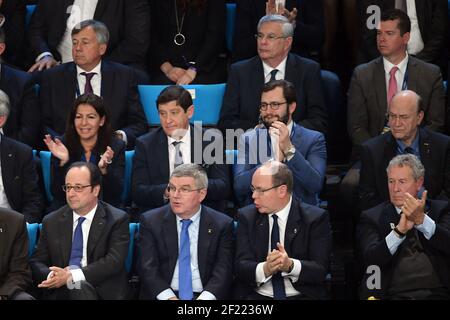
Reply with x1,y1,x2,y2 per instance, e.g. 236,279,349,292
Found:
121,150,135,205
138,83,226,126
39,151,54,203
226,3,237,52
25,5,36,28
126,223,139,273
26,223,39,257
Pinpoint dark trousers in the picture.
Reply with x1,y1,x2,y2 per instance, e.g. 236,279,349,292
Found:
43,280,98,300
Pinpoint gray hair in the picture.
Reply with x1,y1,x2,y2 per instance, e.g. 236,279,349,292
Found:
257,14,294,38
386,154,425,181
72,19,110,45
171,164,208,189
259,160,293,194
0,89,10,117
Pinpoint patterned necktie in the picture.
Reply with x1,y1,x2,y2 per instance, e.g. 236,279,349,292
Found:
271,215,286,300
81,72,96,94
178,219,193,300
395,0,407,12
269,69,278,82
387,66,399,105
69,217,86,268
404,147,414,155
172,141,183,168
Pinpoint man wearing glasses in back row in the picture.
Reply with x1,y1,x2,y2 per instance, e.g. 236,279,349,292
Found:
233,79,327,207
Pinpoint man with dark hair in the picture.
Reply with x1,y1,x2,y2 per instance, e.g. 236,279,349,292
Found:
132,85,230,213
139,163,233,300
0,28,40,148
359,90,450,211
30,162,130,300
235,160,332,300
358,154,450,300
219,14,327,134
27,0,150,71
40,19,147,148
234,79,326,207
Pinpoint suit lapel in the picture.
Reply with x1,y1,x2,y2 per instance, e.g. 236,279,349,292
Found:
374,58,388,131
93,0,108,20
86,204,106,261
418,129,433,191
0,138,15,202
254,214,269,261
100,61,113,98
284,199,302,253
197,207,212,284
58,208,74,266
162,208,179,275
157,129,170,182
65,63,78,107
381,134,397,199
405,58,418,92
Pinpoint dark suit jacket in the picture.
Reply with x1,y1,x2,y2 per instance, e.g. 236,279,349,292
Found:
138,204,234,300
357,200,450,299
40,60,147,148
219,53,327,134
232,0,324,62
149,0,226,84
0,135,44,223
0,208,32,298
347,56,446,146
1,0,26,67
234,198,332,299
30,201,130,300
49,137,125,211
0,64,40,148
132,125,231,213
359,128,450,210
27,0,150,68
358,0,448,68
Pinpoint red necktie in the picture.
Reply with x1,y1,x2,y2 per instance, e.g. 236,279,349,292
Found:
387,66,398,105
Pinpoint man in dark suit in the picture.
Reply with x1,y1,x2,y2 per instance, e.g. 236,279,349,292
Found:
40,20,147,148
139,163,233,300
358,154,450,299
235,161,332,300
234,80,326,207
358,0,448,75
0,208,34,300
359,90,450,211
0,92,44,223
348,9,446,148
27,0,150,71
233,0,324,62
0,0,26,67
0,29,40,148
219,14,327,134
132,85,230,213
30,162,130,300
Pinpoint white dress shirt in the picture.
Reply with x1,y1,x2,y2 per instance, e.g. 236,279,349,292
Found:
76,62,102,97
167,126,191,175
383,53,409,99
262,56,287,83
405,0,424,55
255,197,303,298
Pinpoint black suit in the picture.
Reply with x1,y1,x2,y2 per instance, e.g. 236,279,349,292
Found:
219,53,327,134
0,208,32,298
359,128,450,210
1,0,26,67
30,201,130,300
138,204,234,300
0,64,40,148
358,0,448,71
0,135,44,223
232,0,324,62
27,0,150,68
234,198,332,299
40,60,147,148
357,200,450,299
132,125,230,213
49,137,125,211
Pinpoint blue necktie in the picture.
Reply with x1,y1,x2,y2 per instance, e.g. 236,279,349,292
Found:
69,217,86,268
179,219,193,300
271,215,286,300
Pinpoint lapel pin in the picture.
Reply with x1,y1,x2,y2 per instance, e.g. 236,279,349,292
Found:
8,153,12,157
293,228,297,234
208,228,212,234
0,228,3,233
390,223,395,230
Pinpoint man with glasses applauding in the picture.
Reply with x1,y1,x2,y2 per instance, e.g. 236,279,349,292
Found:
138,163,233,300
234,79,326,207
30,162,130,300
234,160,332,300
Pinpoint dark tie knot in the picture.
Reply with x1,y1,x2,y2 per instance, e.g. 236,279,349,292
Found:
272,214,278,222
270,69,278,81
173,141,182,147
81,72,96,81
404,147,414,155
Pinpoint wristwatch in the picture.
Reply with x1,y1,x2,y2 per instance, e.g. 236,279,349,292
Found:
393,227,406,238
284,145,296,161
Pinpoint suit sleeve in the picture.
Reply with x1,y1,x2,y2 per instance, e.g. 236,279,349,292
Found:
231,0,258,62
425,203,450,255
131,138,167,209
102,141,125,205
293,0,324,55
422,65,446,133
29,220,52,284
27,0,53,60
0,215,32,298
359,143,382,211
107,0,150,66
17,77,41,148
3,0,26,66
233,134,258,206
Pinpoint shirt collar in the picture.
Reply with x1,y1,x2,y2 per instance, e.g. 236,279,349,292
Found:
396,130,420,154
175,205,202,225
167,125,191,145
77,61,102,76
73,204,98,224
269,196,292,224
383,52,408,75
262,56,287,80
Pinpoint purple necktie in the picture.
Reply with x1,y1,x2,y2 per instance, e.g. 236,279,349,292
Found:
81,72,96,94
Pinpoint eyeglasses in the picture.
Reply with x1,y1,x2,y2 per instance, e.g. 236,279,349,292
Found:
167,185,204,195
250,184,284,194
260,101,287,111
386,113,412,122
62,184,92,192
255,33,287,42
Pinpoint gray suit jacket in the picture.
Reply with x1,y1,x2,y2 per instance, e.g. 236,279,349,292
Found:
347,56,446,147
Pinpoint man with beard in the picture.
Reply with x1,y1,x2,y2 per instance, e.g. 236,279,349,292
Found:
233,79,326,207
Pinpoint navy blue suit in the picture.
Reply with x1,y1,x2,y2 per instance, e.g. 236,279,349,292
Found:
138,204,234,300
234,123,326,206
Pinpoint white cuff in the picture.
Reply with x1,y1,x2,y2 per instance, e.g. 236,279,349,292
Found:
69,268,86,283
197,290,216,300
36,52,53,63
415,215,436,240
157,288,177,300
282,259,301,283
115,130,128,145
255,262,272,285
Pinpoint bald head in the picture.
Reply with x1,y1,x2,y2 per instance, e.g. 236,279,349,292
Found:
390,90,422,114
